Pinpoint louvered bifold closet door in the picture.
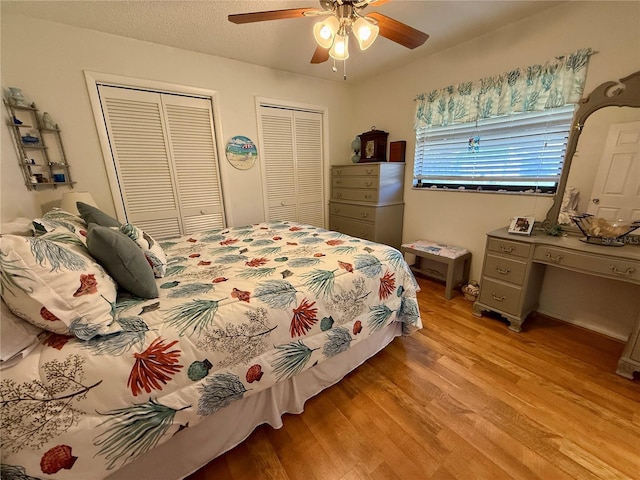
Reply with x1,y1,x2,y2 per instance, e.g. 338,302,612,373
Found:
162,96,225,234
259,106,324,227
294,111,324,227
260,107,297,222
98,85,225,239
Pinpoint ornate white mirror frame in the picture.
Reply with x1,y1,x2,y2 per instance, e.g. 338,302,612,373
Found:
544,70,640,232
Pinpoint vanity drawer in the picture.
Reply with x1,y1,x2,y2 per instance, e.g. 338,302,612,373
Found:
332,188,378,203
329,216,375,241
332,176,379,189
487,237,531,259
478,278,522,315
483,254,527,285
533,246,640,283
329,202,376,221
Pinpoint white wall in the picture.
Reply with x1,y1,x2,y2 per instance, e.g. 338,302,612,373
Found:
1,13,355,226
351,1,640,339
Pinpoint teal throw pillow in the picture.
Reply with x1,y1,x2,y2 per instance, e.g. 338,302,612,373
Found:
77,202,121,228
86,224,158,299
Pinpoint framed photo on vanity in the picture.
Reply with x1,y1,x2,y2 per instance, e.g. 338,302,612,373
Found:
508,216,535,235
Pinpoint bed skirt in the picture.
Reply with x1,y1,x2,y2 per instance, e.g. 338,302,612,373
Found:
107,321,402,480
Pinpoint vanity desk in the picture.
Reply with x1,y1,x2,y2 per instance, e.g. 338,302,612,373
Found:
473,227,640,378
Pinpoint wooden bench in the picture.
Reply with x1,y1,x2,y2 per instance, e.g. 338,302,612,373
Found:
401,240,471,299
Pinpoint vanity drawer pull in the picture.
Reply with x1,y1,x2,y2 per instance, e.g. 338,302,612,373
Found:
361,213,368,218
366,169,373,175
496,266,511,275
335,169,342,175
336,192,342,198
336,180,342,185
500,244,515,253
610,265,635,276
492,293,506,302
365,181,373,187
545,252,564,263
364,194,372,199
333,208,340,213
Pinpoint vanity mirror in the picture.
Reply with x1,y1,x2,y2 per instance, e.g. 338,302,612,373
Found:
544,70,640,232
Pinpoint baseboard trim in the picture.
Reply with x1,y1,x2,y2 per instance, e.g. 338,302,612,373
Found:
536,309,627,342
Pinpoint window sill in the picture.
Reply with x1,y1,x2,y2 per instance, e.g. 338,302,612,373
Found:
411,186,555,197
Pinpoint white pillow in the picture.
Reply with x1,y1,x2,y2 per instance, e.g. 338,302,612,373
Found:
1,299,43,368
0,234,121,340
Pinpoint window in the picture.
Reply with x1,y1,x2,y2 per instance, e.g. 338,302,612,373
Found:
413,105,576,193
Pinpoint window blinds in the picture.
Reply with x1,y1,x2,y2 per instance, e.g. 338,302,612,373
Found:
413,105,576,191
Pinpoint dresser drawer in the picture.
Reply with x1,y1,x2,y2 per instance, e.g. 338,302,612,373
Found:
483,254,527,285
332,165,379,177
329,202,376,221
487,237,532,259
533,246,640,283
330,216,375,241
332,188,378,203
478,278,522,315
332,176,379,189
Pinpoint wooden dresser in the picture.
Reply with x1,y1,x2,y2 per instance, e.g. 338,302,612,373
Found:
473,227,640,378
329,163,404,249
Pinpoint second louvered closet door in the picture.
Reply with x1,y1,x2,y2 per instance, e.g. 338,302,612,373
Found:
259,106,324,228
98,85,225,239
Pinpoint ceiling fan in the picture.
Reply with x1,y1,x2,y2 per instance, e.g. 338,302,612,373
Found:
228,0,429,71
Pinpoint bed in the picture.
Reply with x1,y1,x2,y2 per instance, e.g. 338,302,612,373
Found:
0,206,422,480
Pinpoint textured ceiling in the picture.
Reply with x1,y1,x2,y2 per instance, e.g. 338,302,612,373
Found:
2,0,564,84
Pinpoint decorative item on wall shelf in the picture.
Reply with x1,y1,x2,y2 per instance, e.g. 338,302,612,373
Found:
508,216,535,235
351,136,361,163
358,127,388,163
225,135,258,170
41,112,56,130
8,87,26,107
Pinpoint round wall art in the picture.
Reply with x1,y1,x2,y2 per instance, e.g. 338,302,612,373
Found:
225,135,258,170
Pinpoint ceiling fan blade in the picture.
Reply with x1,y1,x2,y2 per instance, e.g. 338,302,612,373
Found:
367,12,429,49
310,45,330,64
229,8,321,24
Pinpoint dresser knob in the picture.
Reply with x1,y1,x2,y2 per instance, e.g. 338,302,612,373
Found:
610,265,634,276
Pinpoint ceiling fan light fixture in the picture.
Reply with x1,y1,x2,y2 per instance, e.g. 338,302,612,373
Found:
313,15,339,49
353,16,379,50
329,31,349,60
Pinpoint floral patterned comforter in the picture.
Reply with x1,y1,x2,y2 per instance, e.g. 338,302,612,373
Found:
1,222,421,480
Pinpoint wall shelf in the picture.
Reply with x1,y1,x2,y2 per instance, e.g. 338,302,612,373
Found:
4,99,74,191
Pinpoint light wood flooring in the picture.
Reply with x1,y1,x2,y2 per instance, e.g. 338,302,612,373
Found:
187,275,640,480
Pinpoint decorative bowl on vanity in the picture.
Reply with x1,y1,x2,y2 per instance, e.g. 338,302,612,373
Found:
571,214,640,246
